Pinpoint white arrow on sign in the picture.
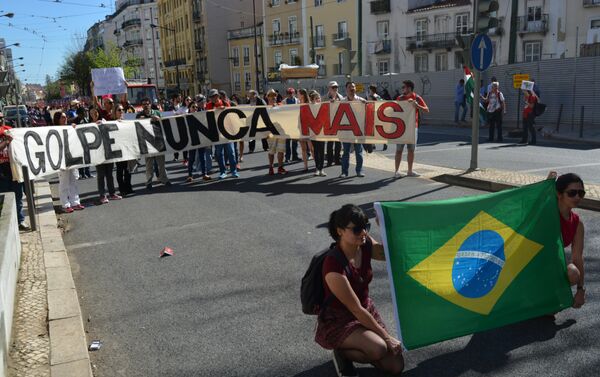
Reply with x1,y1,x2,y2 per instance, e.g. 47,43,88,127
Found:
478,38,487,70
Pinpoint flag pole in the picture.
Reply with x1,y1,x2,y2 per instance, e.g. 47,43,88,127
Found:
470,0,481,171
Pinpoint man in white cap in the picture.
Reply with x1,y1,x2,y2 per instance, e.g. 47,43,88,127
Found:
67,99,80,123
326,81,343,167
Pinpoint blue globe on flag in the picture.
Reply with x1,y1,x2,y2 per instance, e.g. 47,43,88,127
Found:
452,230,505,298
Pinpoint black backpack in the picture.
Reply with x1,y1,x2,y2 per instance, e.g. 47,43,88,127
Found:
534,102,546,117
300,243,351,315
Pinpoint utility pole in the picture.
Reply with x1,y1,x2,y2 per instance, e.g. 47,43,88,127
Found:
149,6,160,86
470,0,481,171
252,0,261,92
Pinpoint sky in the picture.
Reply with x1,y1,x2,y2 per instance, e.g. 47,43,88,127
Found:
1,0,114,85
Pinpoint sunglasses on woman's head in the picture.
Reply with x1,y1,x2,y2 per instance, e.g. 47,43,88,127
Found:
346,222,371,235
566,189,586,198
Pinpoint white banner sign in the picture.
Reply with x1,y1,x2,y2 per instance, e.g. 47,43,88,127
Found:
7,102,416,180
520,80,535,91
91,67,127,96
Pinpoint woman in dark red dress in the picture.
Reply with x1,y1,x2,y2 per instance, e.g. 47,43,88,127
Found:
315,204,404,376
548,171,586,308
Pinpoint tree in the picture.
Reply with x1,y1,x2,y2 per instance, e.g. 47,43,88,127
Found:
44,74,62,100
86,42,140,79
59,51,92,96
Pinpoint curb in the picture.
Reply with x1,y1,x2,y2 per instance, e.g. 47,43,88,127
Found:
432,174,600,212
35,181,93,377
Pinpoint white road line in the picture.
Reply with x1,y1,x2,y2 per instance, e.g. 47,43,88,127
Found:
519,162,600,174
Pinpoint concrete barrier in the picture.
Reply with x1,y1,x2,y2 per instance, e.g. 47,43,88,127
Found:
0,193,22,377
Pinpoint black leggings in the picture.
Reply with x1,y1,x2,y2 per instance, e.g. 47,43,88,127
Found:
96,163,115,196
522,115,536,144
116,161,132,194
312,141,325,170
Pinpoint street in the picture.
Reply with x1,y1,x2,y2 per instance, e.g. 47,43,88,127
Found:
53,129,600,377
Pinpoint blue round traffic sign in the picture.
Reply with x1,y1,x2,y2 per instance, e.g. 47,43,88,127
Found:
471,34,493,72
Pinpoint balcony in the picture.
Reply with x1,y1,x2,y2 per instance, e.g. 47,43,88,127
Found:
583,0,600,7
516,14,549,34
312,35,326,48
227,25,263,40
195,40,204,51
580,42,600,57
164,58,186,67
114,29,121,36
192,11,202,21
268,31,301,46
332,32,351,49
370,0,390,14
123,39,143,48
374,39,391,54
406,32,458,52
122,18,141,30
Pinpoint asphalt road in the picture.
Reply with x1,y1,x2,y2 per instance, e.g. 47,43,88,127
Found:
53,132,600,377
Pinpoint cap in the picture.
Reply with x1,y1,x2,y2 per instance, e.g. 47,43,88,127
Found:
195,94,206,102
328,81,339,88
208,89,219,97
287,87,296,94
70,99,80,105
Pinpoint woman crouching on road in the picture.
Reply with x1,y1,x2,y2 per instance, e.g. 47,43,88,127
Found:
316,204,404,377
548,171,586,308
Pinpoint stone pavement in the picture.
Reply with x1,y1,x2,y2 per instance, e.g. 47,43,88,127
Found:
8,228,50,376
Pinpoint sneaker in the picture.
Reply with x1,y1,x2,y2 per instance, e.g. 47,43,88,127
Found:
406,171,421,177
202,175,212,181
64,207,74,214
186,176,194,183
19,222,30,231
100,196,109,204
339,173,348,178
278,167,288,175
268,167,275,175
357,173,365,177
219,173,228,180
320,170,327,177
109,194,122,200
72,204,85,211
314,170,321,177
232,172,240,178
332,349,358,377
394,171,404,178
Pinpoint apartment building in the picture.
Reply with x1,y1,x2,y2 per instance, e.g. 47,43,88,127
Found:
305,0,361,79
227,24,264,97
362,0,404,75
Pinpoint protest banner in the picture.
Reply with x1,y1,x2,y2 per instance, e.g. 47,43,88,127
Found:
520,80,535,91
7,101,415,180
374,180,573,350
91,67,128,96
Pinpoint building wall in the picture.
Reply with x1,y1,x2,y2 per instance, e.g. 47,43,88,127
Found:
565,0,600,57
305,0,360,79
227,25,264,97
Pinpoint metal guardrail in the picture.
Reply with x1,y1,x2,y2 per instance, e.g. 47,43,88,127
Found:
516,14,549,33
407,32,458,51
122,18,141,29
370,0,391,14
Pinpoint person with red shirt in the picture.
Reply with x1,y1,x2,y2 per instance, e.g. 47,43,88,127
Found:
520,89,538,145
547,171,586,308
0,114,29,230
394,80,429,177
206,89,239,179
315,204,404,377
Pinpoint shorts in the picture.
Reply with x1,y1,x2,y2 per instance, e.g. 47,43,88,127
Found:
396,128,418,152
267,138,286,155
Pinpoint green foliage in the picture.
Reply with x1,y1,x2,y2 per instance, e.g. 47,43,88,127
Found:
44,75,62,100
86,42,140,79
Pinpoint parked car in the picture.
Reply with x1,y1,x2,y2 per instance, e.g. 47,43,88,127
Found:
2,105,29,127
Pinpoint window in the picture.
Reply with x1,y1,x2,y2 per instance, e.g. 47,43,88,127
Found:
338,51,345,74
231,47,239,67
527,6,542,22
271,0,280,6
272,19,280,34
456,13,469,35
524,41,541,62
315,25,325,47
316,54,325,76
337,21,347,39
376,21,389,39
435,53,447,71
591,19,600,29
234,72,241,91
274,50,282,66
377,60,389,75
454,51,465,69
434,15,448,34
416,19,427,41
315,0,323,6
243,46,250,66
415,54,428,72
245,72,252,90
289,16,297,34
290,49,299,65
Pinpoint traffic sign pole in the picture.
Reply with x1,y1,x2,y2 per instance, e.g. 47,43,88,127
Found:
470,0,480,171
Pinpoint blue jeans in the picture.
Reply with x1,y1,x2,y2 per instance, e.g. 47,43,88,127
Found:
341,143,363,176
188,148,212,176
0,175,25,223
215,143,237,174
455,101,467,122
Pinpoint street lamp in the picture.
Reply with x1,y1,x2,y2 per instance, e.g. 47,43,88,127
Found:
150,23,180,93
0,12,14,18
0,43,20,50
8,57,24,63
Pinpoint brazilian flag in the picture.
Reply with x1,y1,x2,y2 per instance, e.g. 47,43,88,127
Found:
374,180,573,350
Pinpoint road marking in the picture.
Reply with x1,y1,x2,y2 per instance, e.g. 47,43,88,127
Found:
519,162,600,174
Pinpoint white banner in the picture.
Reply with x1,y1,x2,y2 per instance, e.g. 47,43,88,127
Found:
7,102,416,181
91,67,127,96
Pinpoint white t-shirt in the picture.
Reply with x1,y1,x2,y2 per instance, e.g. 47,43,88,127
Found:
487,91,505,113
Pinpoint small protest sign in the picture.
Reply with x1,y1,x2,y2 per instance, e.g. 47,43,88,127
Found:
91,67,127,96
520,80,535,91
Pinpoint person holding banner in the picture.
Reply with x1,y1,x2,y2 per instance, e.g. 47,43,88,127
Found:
0,118,29,230
520,89,538,145
316,204,404,376
265,89,287,176
186,101,212,183
308,91,327,177
326,81,343,167
113,105,133,197
136,100,172,189
206,89,239,179
53,111,84,213
298,89,315,173
247,90,269,153
341,82,367,178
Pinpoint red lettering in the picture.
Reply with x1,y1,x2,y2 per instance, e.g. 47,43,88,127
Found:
364,102,375,137
300,103,330,136
375,102,406,139
331,103,363,136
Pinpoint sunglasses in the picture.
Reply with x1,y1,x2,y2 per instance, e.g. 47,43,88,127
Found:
565,189,586,198
346,223,371,235
116,108,124,112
